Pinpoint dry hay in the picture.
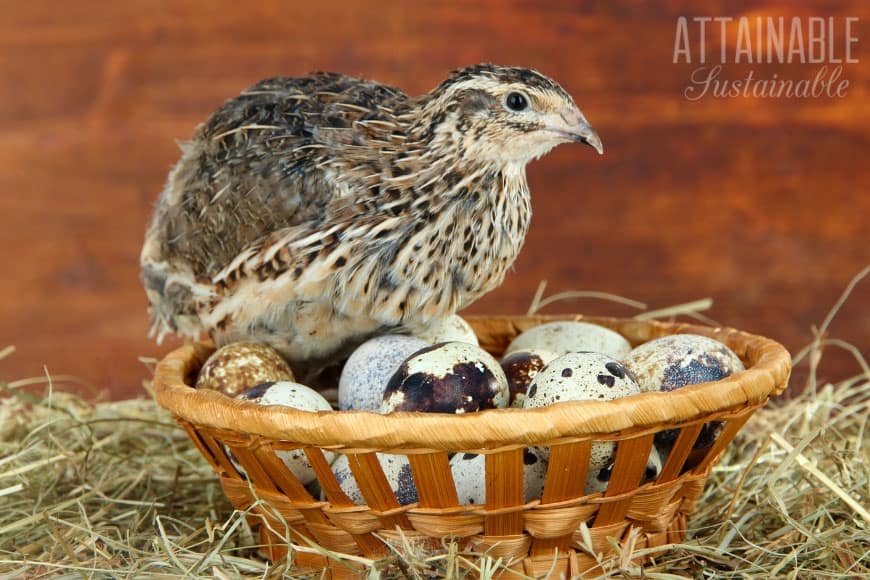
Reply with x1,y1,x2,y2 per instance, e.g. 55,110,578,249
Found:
1,269,867,578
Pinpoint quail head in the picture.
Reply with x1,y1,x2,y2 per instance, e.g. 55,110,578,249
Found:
141,63,603,374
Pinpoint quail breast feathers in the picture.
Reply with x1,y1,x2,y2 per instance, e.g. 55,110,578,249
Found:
141,64,602,372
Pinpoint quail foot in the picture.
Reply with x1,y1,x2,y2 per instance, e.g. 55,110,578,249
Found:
141,64,603,376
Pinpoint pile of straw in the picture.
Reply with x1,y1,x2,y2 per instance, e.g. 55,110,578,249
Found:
1,271,867,578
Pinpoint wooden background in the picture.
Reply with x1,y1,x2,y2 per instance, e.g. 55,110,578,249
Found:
1,1,867,398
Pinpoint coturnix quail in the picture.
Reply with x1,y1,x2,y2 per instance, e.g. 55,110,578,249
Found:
141,64,602,374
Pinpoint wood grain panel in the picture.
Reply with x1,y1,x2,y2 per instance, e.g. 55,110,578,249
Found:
0,0,866,397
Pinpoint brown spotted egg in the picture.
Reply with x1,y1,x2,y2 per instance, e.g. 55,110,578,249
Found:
506,321,631,360
500,349,558,408
414,314,479,346
327,453,418,505
196,342,295,396
338,335,430,411
449,447,549,505
381,342,509,414
623,334,745,455
523,352,660,495
585,444,662,494
623,334,745,394
522,352,640,406
234,381,335,484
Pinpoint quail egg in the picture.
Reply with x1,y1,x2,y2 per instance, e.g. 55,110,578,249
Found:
506,321,631,360
499,349,558,408
232,381,335,484
381,342,509,413
585,444,662,494
624,334,745,453
328,453,418,506
414,314,479,346
523,352,660,494
338,335,430,411
623,334,745,394
450,447,549,505
523,352,640,407
196,342,295,396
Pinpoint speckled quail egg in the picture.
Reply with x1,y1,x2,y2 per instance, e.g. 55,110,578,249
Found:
338,335,430,411
506,321,631,360
623,334,745,394
450,447,549,505
232,381,335,484
624,334,745,453
500,349,559,408
381,342,509,414
196,342,295,396
523,352,640,407
414,314,479,346
523,352,660,494
585,444,662,494
327,453,418,505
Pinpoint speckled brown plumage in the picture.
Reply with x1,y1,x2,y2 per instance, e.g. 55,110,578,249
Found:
141,64,602,372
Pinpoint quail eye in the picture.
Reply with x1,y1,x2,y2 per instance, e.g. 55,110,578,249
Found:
505,91,529,112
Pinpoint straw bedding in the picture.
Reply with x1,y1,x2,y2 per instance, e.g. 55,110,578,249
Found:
0,274,867,578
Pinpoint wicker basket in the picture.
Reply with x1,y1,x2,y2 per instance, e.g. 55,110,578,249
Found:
153,315,791,577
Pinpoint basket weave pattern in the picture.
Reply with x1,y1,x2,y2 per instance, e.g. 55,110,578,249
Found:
154,315,791,577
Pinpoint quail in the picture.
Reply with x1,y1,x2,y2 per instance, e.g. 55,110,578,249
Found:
141,64,603,374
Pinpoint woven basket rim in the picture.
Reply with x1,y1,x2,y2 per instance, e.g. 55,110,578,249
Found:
153,315,791,450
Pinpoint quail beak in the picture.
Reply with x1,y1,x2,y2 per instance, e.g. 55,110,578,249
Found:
553,108,604,155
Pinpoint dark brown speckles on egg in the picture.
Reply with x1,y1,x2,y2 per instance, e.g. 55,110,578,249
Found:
624,335,744,457
655,420,723,453
394,463,419,505
597,373,616,387
660,353,732,392
238,381,276,401
381,342,508,413
561,368,573,378
523,448,539,465
331,454,418,505
623,334,744,395
500,350,548,406
384,362,500,413
604,361,625,379
596,463,614,483
334,463,352,487
695,421,724,448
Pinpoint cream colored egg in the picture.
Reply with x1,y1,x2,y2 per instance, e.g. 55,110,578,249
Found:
523,352,655,495
585,444,662,494
624,334,745,457
623,334,745,394
523,352,640,407
450,447,549,505
414,314,479,346
234,381,334,484
506,321,631,360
